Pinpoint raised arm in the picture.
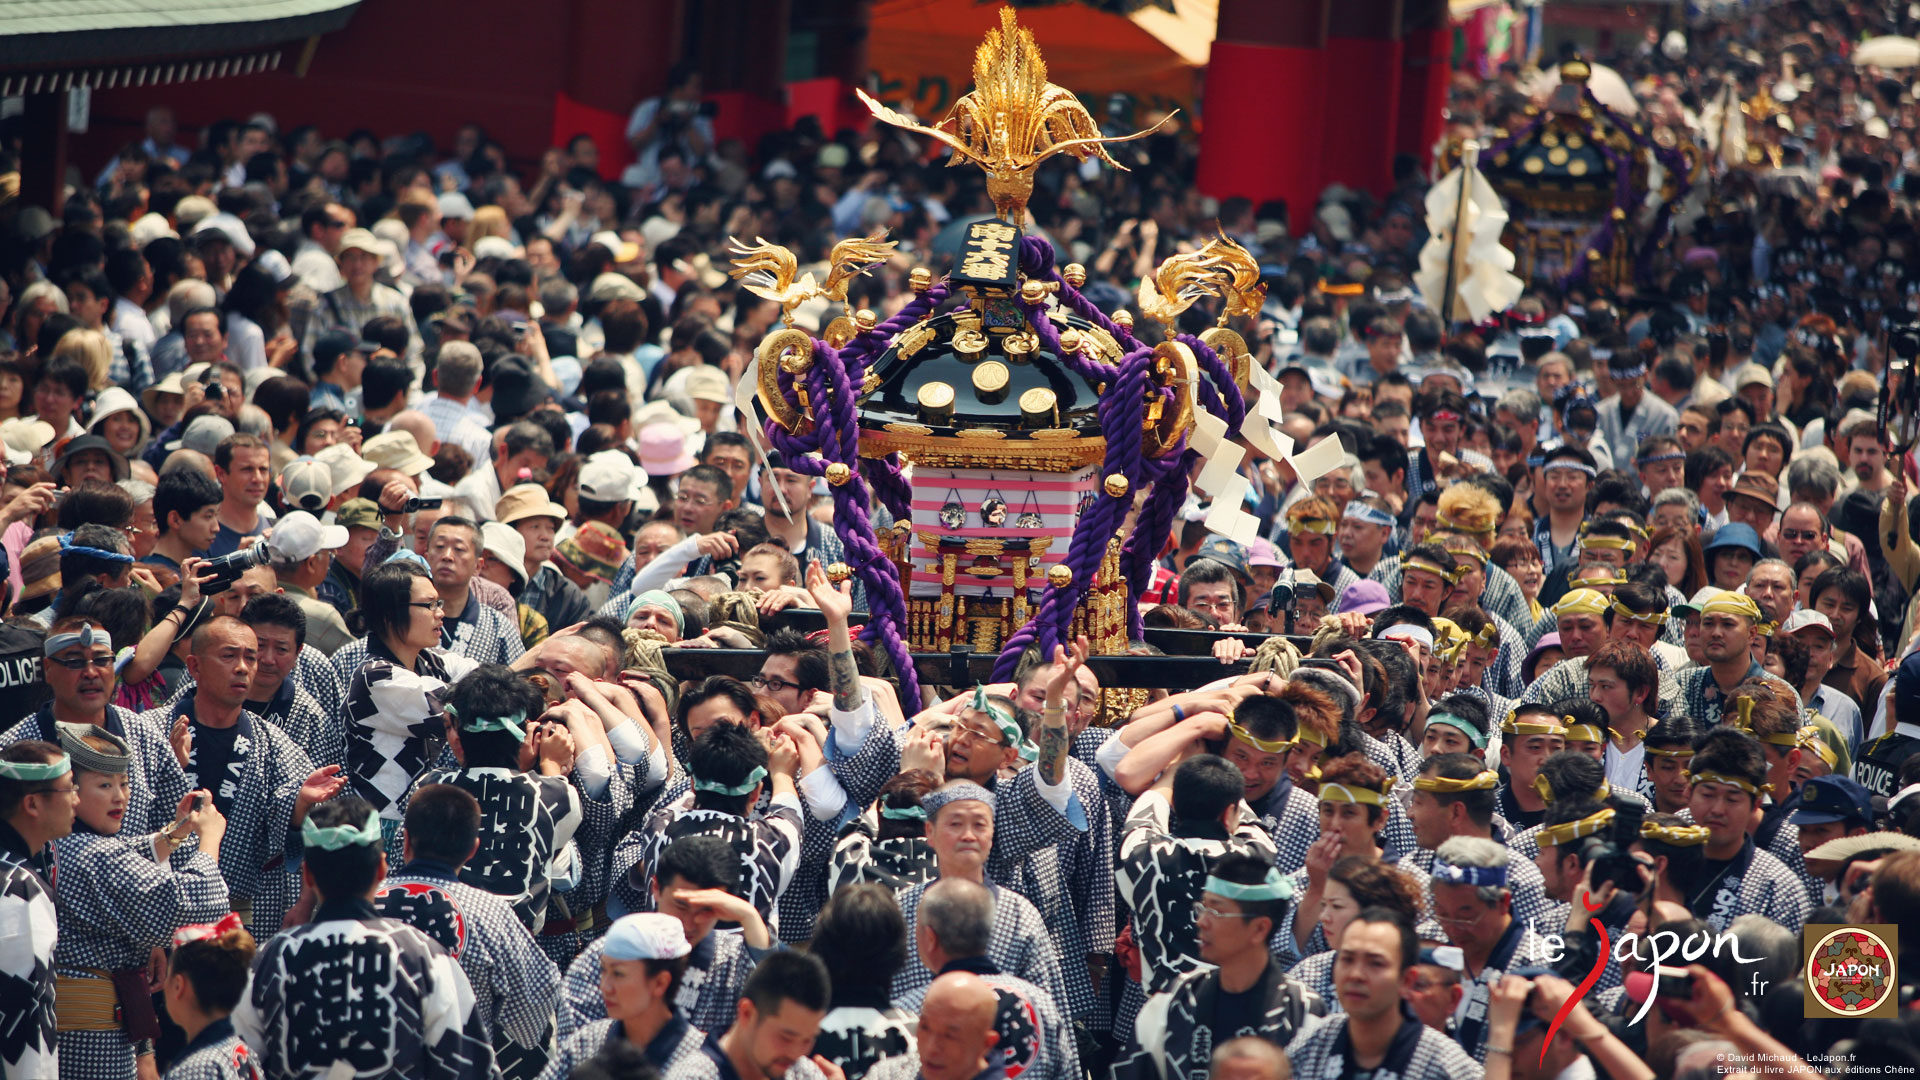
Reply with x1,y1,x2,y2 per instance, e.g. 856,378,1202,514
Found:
1036,636,1089,787
807,561,866,715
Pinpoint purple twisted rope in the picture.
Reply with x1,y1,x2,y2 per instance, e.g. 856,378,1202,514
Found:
1020,235,1144,358
1175,333,1247,431
1118,452,1194,640
862,453,914,522
991,340,1158,680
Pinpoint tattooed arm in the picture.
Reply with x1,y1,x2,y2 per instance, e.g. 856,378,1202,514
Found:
807,561,866,714
1038,636,1090,787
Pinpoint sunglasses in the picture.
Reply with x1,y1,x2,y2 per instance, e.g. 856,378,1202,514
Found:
48,653,113,671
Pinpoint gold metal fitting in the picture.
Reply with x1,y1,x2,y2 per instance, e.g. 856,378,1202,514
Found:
827,563,853,584
825,462,853,486
909,267,932,294
1020,279,1052,305
1047,564,1073,588
953,328,988,357
972,361,1011,404
1019,387,1058,427
853,308,878,333
1063,263,1087,288
1113,310,1134,331
1056,327,1083,354
917,381,956,423
1103,473,1130,498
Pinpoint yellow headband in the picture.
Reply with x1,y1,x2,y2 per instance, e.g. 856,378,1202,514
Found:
1643,743,1695,758
1470,624,1500,650
1442,543,1489,566
1503,711,1567,736
1290,516,1336,535
1320,778,1395,806
1580,535,1637,555
1413,770,1500,793
1552,588,1609,618
1229,720,1295,755
1640,821,1712,846
1799,730,1838,770
1403,556,1464,585
1296,724,1329,748
1437,512,1497,536
1319,279,1366,297
1539,808,1615,847
1684,769,1774,797
1570,566,1629,588
1534,773,1611,804
1610,599,1668,626
1701,591,1772,636
1564,722,1606,744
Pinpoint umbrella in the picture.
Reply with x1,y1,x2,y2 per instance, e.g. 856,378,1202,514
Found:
931,213,1060,258
1524,61,1639,117
1854,35,1920,69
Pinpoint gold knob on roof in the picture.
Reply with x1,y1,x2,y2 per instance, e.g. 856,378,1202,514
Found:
825,462,853,486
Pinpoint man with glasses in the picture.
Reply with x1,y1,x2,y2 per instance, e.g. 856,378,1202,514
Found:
1426,835,1556,1062
1124,851,1322,1080
1176,559,1242,627
1,615,188,836
0,740,77,1080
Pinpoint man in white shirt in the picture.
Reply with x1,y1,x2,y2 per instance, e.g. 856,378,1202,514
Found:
417,341,493,465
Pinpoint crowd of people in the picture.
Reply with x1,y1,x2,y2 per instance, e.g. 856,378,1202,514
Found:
6,1,1920,1079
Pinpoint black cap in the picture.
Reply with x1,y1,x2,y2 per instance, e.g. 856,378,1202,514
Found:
313,329,359,372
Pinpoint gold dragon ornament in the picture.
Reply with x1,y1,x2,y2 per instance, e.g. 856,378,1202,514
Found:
729,232,899,432
856,7,1173,225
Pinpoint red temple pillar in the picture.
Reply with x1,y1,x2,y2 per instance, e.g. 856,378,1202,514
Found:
20,94,67,215
1196,0,1330,236
554,0,682,180
1395,0,1452,171
1321,0,1403,199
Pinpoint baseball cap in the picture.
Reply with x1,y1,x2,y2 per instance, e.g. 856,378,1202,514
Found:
1334,579,1391,615
1789,775,1873,828
360,431,434,475
1246,538,1286,570
335,498,384,532
589,231,641,265
167,415,237,456
555,520,628,583
579,450,645,503
684,366,730,405
0,417,55,464
1671,586,1723,617
1192,537,1251,581
589,272,646,304
192,213,256,257
337,228,383,258
279,458,335,513
437,192,475,221
479,522,529,589
312,330,359,374
1781,610,1836,638
270,511,349,562
315,443,376,497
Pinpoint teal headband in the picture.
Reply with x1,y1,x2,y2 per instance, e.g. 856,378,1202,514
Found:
301,808,383,851
692,765,767,797
0,753,71,781
971,685,1036,761
881,805,928,821
444,704,528,742
1204,867,1296,902
1425,712,1487,749
627,589,685,634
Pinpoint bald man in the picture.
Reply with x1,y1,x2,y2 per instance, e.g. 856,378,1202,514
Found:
1209,1038,1291,1080
140,615,343,935
870,973,1002,1080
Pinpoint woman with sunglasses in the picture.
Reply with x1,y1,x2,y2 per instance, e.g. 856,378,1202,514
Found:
337,561,452,849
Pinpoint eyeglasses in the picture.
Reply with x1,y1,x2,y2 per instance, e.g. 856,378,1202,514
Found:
674,491,716,508
47,653,114,671
1780,528,1824,542
408,599,446,613
950,719,1008,748
751,674,799,694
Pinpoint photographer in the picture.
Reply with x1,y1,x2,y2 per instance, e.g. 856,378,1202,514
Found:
621,62,713,195
1484,969,1654,1080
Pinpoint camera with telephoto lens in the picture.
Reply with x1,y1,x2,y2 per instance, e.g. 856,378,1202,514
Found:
1579,802,1648,901
199,542,273,595
1888,315,1920,362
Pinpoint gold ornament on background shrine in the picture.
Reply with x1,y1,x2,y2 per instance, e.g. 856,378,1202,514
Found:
854,7,1173,225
